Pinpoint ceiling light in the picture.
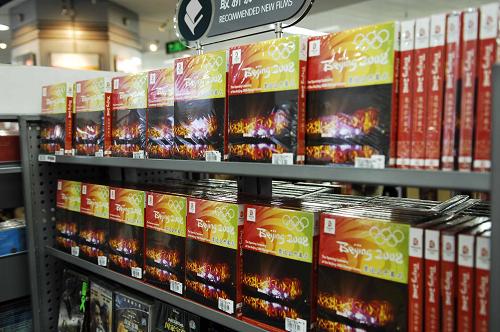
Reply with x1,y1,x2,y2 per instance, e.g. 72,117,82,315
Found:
149,41,159,52
0,43,7,50
0,24,9,31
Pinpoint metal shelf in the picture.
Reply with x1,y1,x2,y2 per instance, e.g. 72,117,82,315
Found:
0,163,22,174
45,247,266,332
0,251,30,302
39,155,490,191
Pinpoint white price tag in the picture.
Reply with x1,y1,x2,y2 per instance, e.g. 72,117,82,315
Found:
205,150,221,162
55,150,64,156
97,256,107,266
217,298,234,314
355,155,386,169
272,153,294,165
39,154,56,162
95,150,104,157
131,267,143,279
71,246,80,257
285,317,307,332
170,280,183,294
133,150,145,159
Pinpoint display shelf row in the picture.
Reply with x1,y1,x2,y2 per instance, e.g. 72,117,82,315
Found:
0,163,22,174
39,154,491,191
45,247,267,332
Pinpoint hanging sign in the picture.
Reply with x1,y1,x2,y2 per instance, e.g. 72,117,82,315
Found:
175,0,313,45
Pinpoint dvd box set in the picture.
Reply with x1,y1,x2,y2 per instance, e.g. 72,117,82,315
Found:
227,36,307,164
174,50,227,160
144,190,187,294
108,73,148,158
108,186,146,278
58,269,89,332
55,179,81,254
114,291,153,332
74,78,110,156
89,281,114,332
242,203,318,332
147,67,176,159
41,83,73,155
154,301,201,332
306,22,397,166
185,194,243,316
79,183,110,265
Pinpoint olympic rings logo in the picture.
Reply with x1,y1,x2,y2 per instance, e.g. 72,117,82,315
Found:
267,42,296,60
202,56,224,71
369,226,405,247
167,199,184,213
353,29,390,50
282,215,309,232
127,193,144,207
215,206,235,222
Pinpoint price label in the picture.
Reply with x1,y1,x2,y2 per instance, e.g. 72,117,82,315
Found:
97,256,107,266
131,267,143,279
133,151,145,159
272,153,294,165
71,246,80,257
38,155,56,163
285,317,307,332
170,280,183,294
95,150,104,157
218,298,234,314
205,151,221,162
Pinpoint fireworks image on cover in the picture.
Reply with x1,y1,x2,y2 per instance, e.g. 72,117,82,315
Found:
108,222,143,274
174,98,224,160
55,210,78,253
146,107,175,159
306,85,392,165
74,111,104,156
144,229,184,289
242,250,311,329
78,217,108,263
228,90,298,162
111,109,146,157
317,267,405,331
114,292,152,332
40,115,65,154
185,239,237,309
57,270,89,332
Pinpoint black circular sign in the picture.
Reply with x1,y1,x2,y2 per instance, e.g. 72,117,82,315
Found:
177,0,212,41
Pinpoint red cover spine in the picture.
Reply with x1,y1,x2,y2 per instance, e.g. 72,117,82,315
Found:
408,227,424,332
441,12,462,171
390,22,401,167
424,14,447,170
397,20,415,168
473,4,499,172
457,233,475,332
441,234,457,332
424,229,440,332
474,235,490,332
410,18,430,169
458,9,479,172
104,78,113,156
64,87,74,155
297,37,308,164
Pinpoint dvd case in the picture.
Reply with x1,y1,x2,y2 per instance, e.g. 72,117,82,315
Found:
57,269,89,332
114,291,153,332
185,196,243,316
242,204,317,332
41,83,73,155
154,301,201,332
108,73,148,158
74,78,109,156
147,67,176,159
89,281,113,332
108,186,145,278
174,51,227,161
474,230,491,332
227,36,307,164
55,180,81,254
306,22,398,166
144,191,187,294
79,183,109,265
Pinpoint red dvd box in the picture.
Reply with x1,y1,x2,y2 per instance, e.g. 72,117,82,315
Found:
397,20,415,168
424,14,447,170
390,22,401,167
457,221,491,332
55,180,81,254
474,230,491,332
458,9,479,172
473,3,499,172
410,17,430,169
441,12,462,171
